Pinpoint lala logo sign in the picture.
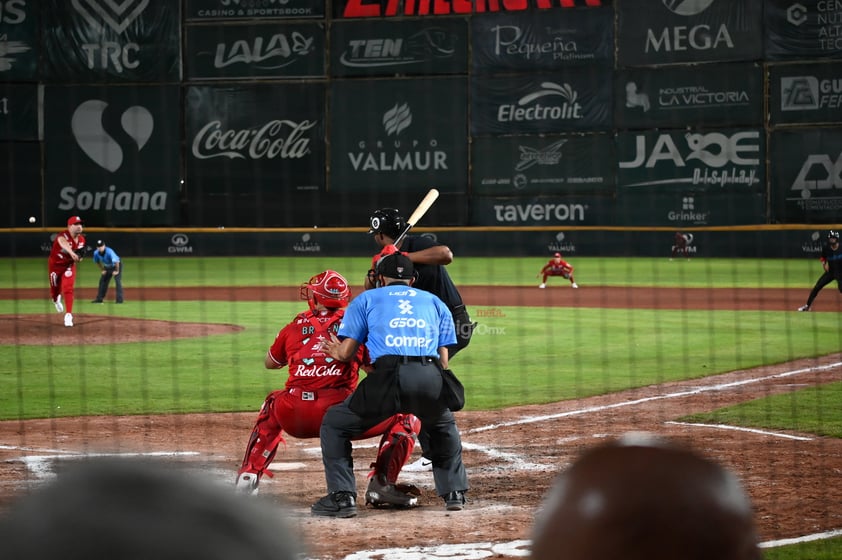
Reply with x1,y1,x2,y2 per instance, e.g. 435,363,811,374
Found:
71,0,149,34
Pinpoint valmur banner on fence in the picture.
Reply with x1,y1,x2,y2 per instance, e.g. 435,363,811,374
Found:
330,19,467,78
770,128,842,223
615,62,763,130
185,22,325,79
769,61,842,126
617,0,762,66
471,6,613,74
329,77,468,194
0,0,39,80
471,134,614,196
616,128,765,193
471,69,612,135
43,85,181,227
41,0,180,83
765,0,842,60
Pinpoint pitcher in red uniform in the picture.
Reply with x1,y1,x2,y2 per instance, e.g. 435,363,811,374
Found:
236,270,421,509
48,216,87,327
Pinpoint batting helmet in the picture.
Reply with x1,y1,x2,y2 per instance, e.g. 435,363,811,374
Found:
368,208,406,239
829,230,839,241
300,270,350,311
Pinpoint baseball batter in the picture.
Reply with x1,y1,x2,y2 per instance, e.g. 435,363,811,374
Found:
236,270,421,509
798,230,842,311
537,253,578,289
48,216,87,327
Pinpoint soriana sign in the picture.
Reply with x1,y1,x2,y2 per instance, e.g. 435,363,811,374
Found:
333,0,604,18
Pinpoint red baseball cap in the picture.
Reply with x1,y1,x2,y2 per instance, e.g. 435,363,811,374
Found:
554,252,561,257
67,216,84,226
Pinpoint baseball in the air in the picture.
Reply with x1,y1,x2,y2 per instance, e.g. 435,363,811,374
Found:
28,216,36,224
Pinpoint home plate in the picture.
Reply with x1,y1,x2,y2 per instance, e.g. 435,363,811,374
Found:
269,461,307,471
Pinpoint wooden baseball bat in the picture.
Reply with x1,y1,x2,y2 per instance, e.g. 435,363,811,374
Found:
393,188,439,245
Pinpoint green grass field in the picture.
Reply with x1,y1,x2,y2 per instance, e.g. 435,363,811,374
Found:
2,255,840,556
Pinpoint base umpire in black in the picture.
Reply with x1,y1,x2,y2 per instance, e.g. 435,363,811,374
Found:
313,254,469,517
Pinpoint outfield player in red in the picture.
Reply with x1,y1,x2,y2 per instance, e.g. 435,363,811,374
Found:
538,253,578,289
671,231,690,260
236,270,421,508
48,216,87,327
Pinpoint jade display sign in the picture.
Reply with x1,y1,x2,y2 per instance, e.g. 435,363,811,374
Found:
616,128,765,193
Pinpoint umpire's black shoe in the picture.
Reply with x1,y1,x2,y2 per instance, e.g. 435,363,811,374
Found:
311,491,357,518
365,474,418,508
91,299,103,303
443,490,466,511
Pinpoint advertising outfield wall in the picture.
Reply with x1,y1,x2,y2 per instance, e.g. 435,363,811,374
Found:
3,0,842,229
1,227,837,260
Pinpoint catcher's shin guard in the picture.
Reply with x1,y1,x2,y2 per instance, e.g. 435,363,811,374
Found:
237,392,286,484
369,413,421,483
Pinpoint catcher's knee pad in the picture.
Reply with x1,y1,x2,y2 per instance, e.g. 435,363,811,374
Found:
370,413,421,483
238,391,286,480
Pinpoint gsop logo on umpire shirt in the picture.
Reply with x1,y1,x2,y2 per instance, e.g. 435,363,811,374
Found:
168,233,193,254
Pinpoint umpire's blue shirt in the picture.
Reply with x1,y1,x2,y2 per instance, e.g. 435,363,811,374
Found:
337,283,456,361
92,247,121,269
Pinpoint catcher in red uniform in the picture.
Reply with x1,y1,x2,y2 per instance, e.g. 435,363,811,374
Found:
48,216,88,327
538,253,578,289
236,270,422,508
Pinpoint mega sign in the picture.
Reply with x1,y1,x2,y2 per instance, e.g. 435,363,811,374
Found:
332,0,604,18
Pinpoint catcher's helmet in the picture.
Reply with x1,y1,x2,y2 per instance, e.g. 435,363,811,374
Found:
829,230,840,241
368,208,406,239
300,270,350,311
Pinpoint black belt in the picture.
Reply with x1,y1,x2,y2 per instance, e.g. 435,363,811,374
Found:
375,355,439,367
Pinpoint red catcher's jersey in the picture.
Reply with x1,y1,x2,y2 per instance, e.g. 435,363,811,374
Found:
48,230,86,268
267,309,369,392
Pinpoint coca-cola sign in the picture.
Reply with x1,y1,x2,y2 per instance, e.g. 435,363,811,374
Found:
185,84,325,195
191,119,315,160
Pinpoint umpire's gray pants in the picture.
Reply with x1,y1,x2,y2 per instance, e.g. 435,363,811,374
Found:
320,361,469,497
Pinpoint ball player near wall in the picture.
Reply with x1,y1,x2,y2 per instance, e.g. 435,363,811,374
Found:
48,216,87,327
236,270,421,510
798,230,842,311
538,253,578,289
